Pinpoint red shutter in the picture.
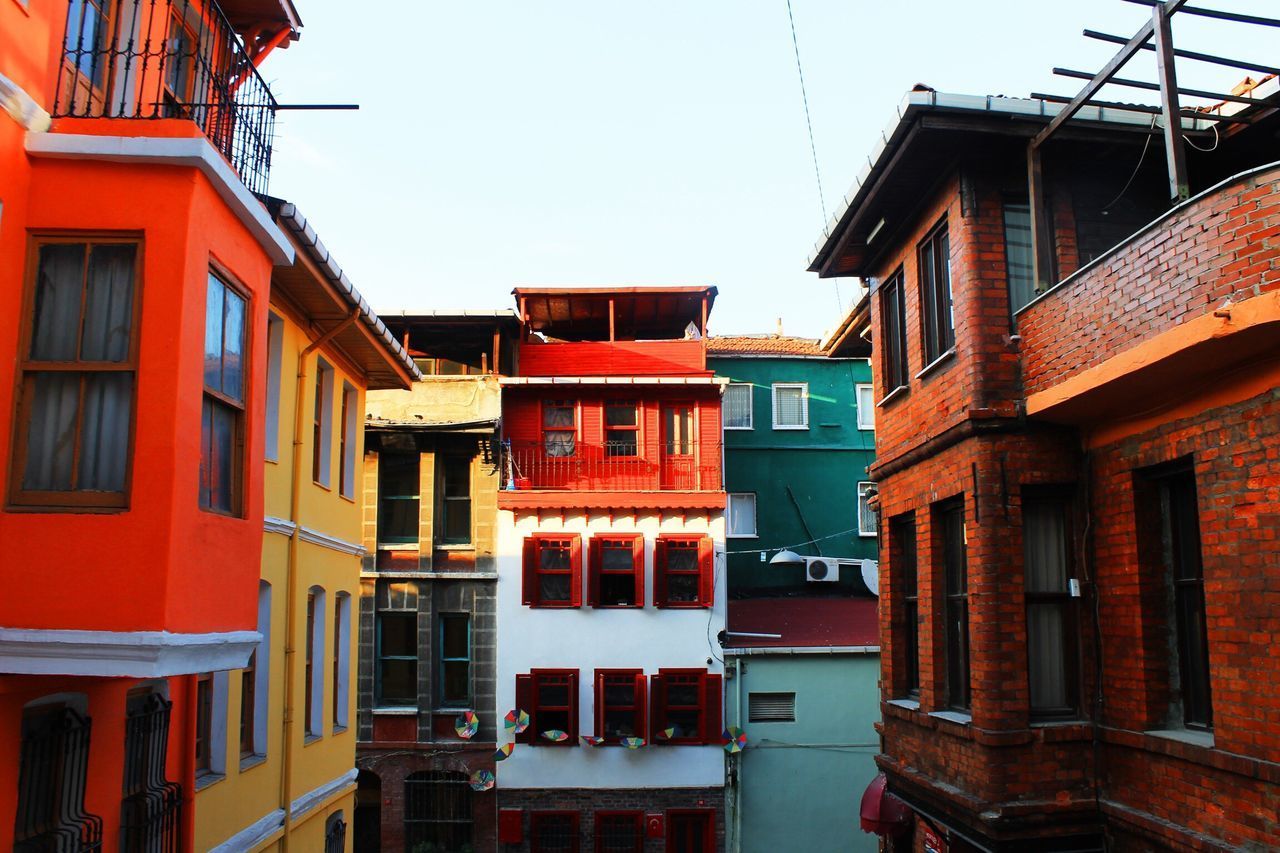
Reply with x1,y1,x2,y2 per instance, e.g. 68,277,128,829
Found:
648,673,666,741
567,669,580,740
570,535,583,608
593,670,605,737
522,538,537,606
697,536,715,608
515,674,534,744
634,672,648,742
632,535,645,607
702,672,723,745
587,538,601,608
653,539,668,608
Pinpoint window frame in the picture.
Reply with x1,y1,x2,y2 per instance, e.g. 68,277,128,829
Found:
856,482,877,538
594,811,644,853
523,533,583,608
437,455,473,546
241,580,270,763
437,612,472,708
338,382,357,499
530,810,581,853
200,268,250,517
10,234,143,510
374,606,418,709
726,492,757,539
515,669,580,747
653,535,714,609
665,809,715,853
1003,200,1036,315
723,382,754,431
937,498,970,712
195,673,213,774
305,587,326,738
594,668,647,744
880,268,909,396
333,592,351,731
312,358,333,487
377,451,421,547
404,770,473,852
587,534,644,609
264,312,284,463
1023,489,1081,721
604,400,640,458
918,219,955,367
541,399,578,458
890,513,919,700
770,382,809,430
649,668,722,745
855,384,875,430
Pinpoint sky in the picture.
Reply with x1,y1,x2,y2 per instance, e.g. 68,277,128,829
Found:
263,1,1277,340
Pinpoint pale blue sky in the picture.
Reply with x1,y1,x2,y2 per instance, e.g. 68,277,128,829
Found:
264,1,1276,339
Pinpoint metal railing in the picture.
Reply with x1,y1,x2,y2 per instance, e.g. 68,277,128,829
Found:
54,0,278,195
504,440,721,492
120,694,182,853
14,707,103,853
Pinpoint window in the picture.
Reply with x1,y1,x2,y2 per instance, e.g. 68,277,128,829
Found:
11,238,139,508
239,649,257,759
438,456,472,545
195,673,213,773
241,581,270,761
891,513,919,699
15,699,101,851
531,812,580,853
880,269,908,394
727,493,757,538
1023,491,1080,719
522,534,583,608
306,586,326,737
201,271,247,514
857,482,877,537
594,670,647,743
333,592,351,731
312,359,333,486
856,384,875,430
161,5,199,117
339,382,357,499
723,383,753,430
588,534,643,608
378,452,420,546
1139,464,1213,730
264,313,283,463
324,811,347,853
515,669,580,745
122,691,180,848
650,669,722,744
605,402,639,457
595,812,643,853
937,499,970,712
62,0,115,104
439,613,471,707
666,810,714,853
404,771,472,852
1004,202,1036,314
654,535,713,608
771,383,808,429
375,582,418,707
919,221,955,365
747,692,795,722
542,400,577,457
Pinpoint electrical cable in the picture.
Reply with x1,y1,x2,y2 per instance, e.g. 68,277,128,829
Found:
725,523,864,556
1184,121,1220,152
786,0,827,227
1101,115,1158,214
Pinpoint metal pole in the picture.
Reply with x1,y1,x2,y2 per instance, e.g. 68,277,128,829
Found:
1153,3,1190,201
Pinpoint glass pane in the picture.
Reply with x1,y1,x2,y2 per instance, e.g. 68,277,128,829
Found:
379,612,416,657
540,544,571,570
1024,499,1068,593
380,453,419,498
544,431,576,457
378,659,416,704
221,285,245,403
728,494,756,536
78,372,132,492
80,243,135,361
667,709,700,738
442,661,469,704
203,275,225,392
1027,602,1067,710
441,616,469,659
203,397,236,512
443,498,471,542
604,709,637,738
30,243,86,362
775,387,804,425
666,574,698,603
858,486,876,534
542,404,574,428
1004,203,1036,312
666,545,698,571
442,457,470,497
539,574,571,603
603,680,634,706
535,816,575,852
600,574,635,606
22,372,80,490
665,407,693,453
601,545,633,571
724,384,751,428
606,403,637,427
605,432,637,457
537,681,569,707
380,497,420,543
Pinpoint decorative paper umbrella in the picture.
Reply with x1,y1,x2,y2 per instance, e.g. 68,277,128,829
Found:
504,709,530,734
541,729,569,743
494,743,514,762
621,736,646,749
454,711,479,740
655,727,677,741
722,726,747,754
469,769,495,792
580,735,606,747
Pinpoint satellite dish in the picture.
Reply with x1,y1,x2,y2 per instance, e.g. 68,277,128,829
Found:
861,559,880,596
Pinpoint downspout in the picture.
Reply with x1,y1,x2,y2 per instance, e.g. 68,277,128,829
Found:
733,657,744,853
279,308,360,850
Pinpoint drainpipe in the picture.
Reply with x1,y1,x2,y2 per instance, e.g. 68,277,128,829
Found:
279,308,360,850
733,656,744,853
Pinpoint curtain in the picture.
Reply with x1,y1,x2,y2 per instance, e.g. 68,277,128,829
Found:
30,244,85,361
204,275,225,391
81,244,135,361
1024,501,1067,593
78,373,132,491
1028,602,1067,710
728,494,755,536
724,385,751,428
23,373,79,490
775,386,805,425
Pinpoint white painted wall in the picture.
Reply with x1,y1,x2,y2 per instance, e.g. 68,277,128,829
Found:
496,508,727,790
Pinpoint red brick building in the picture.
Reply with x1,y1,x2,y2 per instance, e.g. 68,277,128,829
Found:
811,78,1280,851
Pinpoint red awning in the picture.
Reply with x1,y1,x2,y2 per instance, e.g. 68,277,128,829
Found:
860,773,911,836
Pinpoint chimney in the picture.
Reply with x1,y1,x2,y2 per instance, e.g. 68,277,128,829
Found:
776,317,784,336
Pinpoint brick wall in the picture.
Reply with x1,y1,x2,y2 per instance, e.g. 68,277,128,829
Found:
496,787,724,852
358,747,498,853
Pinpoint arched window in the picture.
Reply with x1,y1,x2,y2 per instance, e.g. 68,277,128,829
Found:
324,811,347,853
15,693,102,851
404,770,472,852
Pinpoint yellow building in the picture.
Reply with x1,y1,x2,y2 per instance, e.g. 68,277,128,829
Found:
194,200,418,852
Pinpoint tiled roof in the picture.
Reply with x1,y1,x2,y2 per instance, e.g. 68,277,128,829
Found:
707,335,825,356
727,597,879,649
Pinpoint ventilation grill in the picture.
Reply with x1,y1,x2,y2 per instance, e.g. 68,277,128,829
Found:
748,692,796,722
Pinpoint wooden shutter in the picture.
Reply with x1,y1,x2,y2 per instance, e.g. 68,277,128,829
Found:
632,535,646,606
648,673,666,741
515,674,534,744
633,672,648,741
702,672,723,745
567,669,580,740
652,539,668,608
587,538,601,608
593,669,605,737
570,535,583,608
697,536,715,608
522,538,537,606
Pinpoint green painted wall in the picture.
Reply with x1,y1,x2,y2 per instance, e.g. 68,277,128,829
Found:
724,653,881,853
710,355,876,593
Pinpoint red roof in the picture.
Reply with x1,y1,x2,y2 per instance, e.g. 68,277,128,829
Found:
707,335,824,356
726,597,879,649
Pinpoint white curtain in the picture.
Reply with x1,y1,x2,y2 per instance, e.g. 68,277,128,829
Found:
774,386,805,426
30,244,84,361
728,494,756,536
23,374,79,490
724,384,751,428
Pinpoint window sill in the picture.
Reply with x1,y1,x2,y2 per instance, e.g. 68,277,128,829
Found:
239,753,266,773
915,348,956,381
1030,718,1089,728
725,534,759,540
303,734,322,746
771,424,810,431
592,603,642,610
1145,728,1214,749
195,771,225,792
856,425,874,431
434,544,475,551
373,707,419,716
886,698,920,711
654,603,712,610
377,544,420,552
877,385,908,408
928,710,972,726
333,725,348,735
858,531,876,538
528,603,581,610
724,426,754,431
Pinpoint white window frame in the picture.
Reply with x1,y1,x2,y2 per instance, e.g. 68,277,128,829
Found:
857,482,877,538
307,585,326,738
340,382,358,499
771,383,809,430
727,492,758,538
264,312,284,462
334,592,351,732
856,384,875,430
314,359,334,487
723,383,754,431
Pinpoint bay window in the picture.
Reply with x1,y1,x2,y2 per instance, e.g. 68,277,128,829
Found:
201,271,247,514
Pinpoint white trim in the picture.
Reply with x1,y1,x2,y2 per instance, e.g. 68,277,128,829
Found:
914,348,956,380
208,808,285,853
290,767,358,820
24,133,294,265
723,645,880,655
501,376,730,386
722,383,753,431
0,72,51,132
306,587,326,738
264,516,297,536
340,382,358,499
333,593,351,731
855,385,875,430
771,383,809,429
857,482,877,537
314,359,334,487
877,384,909,408
726,493,757,538
264,313,284,463
0,628,259,677
298,525,366,557
251,582,271,757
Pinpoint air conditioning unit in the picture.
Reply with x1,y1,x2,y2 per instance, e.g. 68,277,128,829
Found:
804,556,858,583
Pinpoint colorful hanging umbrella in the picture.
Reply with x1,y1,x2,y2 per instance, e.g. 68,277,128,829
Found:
454,711,480,740
722,726,747,754
469,769,495,792
621,736,646,749
504,709,530,734
541,729,569,743
494,743,514,761
655,726,677,741
580,735,606,747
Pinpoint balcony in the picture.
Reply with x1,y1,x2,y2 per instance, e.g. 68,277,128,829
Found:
53,0,277,194
503,440,721,494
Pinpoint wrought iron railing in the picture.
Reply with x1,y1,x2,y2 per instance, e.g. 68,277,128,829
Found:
14,706,103,853
53,0,278,195
120,693,183,853
504,440,721,492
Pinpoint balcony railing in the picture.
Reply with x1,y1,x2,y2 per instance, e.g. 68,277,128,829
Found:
53,0,278,195
504,440,721,492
